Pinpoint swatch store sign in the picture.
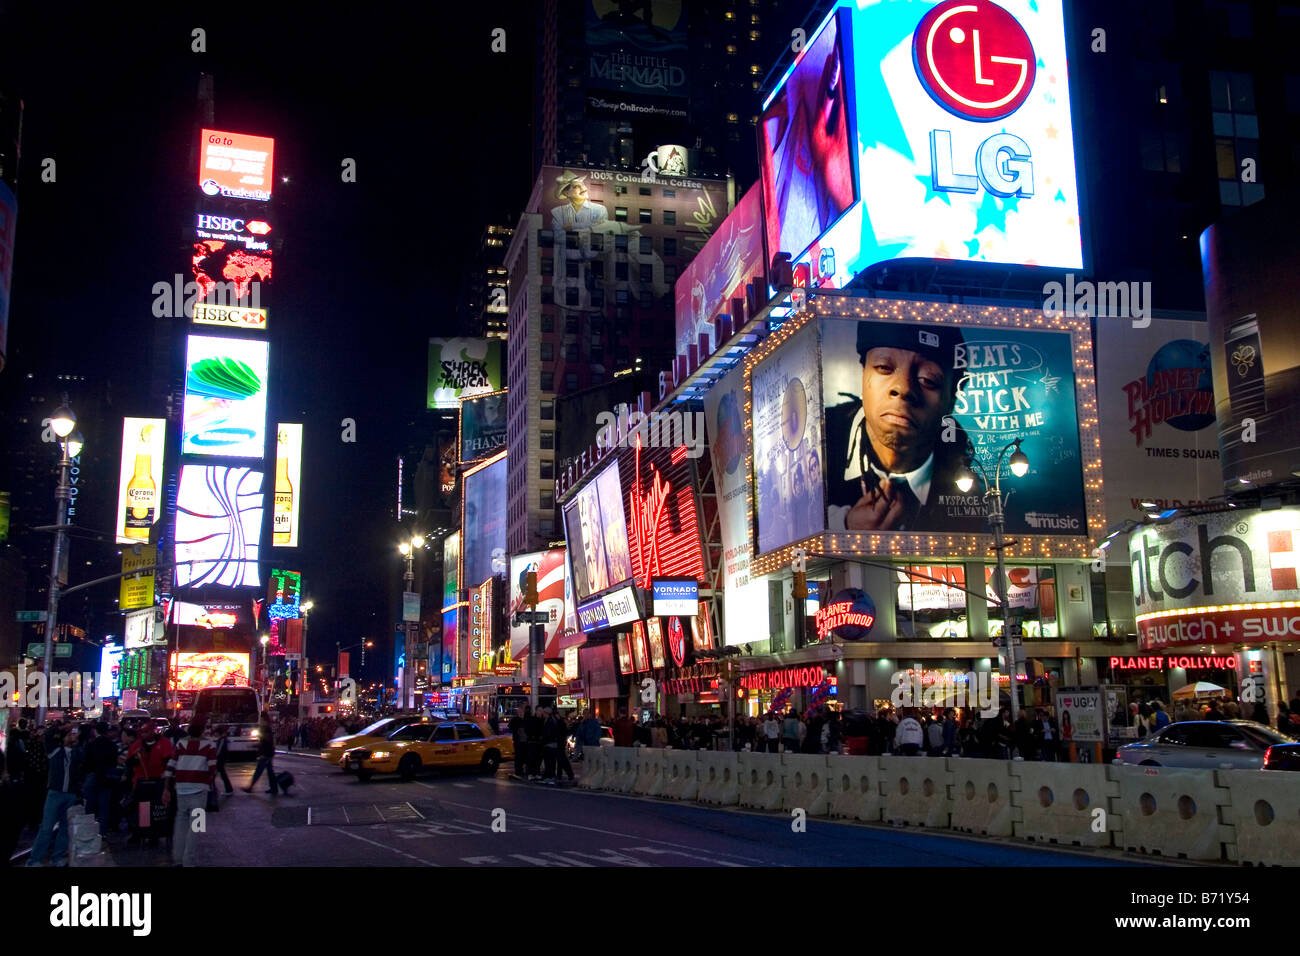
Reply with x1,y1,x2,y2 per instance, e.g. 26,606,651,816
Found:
1130,507,1300,650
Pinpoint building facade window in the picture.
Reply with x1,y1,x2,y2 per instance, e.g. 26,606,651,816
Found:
540,342,554,361
986,565,1058,639
895,566,968,640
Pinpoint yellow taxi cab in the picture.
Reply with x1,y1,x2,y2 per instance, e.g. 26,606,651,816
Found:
322,716,432,771
344,718,514,782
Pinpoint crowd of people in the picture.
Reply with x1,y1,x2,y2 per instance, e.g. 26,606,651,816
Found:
0,709,301,867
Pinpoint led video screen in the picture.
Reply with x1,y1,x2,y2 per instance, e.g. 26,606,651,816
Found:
182,335,269,458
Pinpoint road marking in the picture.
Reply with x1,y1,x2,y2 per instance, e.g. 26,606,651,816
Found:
326,826,439,866
541,850,595,867
452,783,475,789
433,797,766,865
461,855,501,865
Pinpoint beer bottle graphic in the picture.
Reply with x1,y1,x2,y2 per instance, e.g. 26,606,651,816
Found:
273,429,294,544
123,425,156,539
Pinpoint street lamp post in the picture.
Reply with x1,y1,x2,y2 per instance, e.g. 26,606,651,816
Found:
298,601,313,723
398,534,424,711
37,402,80,725
956,439,1030,727
259,634,270,712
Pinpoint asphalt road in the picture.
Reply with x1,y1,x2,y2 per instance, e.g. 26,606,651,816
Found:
91,750,1161,867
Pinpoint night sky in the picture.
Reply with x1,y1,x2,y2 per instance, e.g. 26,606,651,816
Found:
2,3,534,674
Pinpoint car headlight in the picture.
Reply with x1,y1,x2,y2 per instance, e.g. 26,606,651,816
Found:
370,751,391,760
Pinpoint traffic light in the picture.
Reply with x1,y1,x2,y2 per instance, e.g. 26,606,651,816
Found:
792,571,808,600
525,569,538,607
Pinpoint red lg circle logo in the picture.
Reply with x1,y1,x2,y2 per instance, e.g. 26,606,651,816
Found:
913,1,1036,122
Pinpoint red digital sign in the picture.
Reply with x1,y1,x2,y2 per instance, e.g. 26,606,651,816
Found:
913,1,1036,122
667,616,687,667
738,665,830,691
199,129,275,202
620,438,705,589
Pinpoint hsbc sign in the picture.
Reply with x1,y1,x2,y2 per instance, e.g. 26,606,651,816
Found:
195,212,272,252
1129,506,1300,616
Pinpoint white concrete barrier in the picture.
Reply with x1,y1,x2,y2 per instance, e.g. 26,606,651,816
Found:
825,755,883,822
949,758,1017,837
577,746,611,790
880,755,952,828
696,751,740,806
633,749,667,797
738,752,784,810
1012,761,1118,848
781,754,831,816
607,747,640,794
1110,764,1232,861
1219,769,1300,866
662,750,700,801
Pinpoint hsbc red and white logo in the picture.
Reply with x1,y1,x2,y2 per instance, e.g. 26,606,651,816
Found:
913,0,1036,122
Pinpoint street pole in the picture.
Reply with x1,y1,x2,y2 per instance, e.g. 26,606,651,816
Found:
37,438,72,725
404,553,415,712
986,482,1018,726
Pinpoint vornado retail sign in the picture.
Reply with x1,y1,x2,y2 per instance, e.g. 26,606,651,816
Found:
1130,507,1300,650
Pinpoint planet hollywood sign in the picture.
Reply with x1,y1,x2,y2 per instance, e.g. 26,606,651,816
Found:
1110,655,1236,671
815,602,876,640
739,666,830,692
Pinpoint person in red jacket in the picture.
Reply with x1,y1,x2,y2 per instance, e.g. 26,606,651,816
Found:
125,721,175,846
164,721,216,867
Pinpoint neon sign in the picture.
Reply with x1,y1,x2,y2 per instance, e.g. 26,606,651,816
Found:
629,437,671,588
815,602,876,639
739,666,829,691
1110,656,1236,671
667,616,686,667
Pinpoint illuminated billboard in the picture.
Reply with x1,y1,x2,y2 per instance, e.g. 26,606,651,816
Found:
195,212,272,253
170,651,251,690
192,237,271,304
585,0,688,99
762,1,1081,289
199,129,274,202
168,602,243,630
192,302,268,331
562,458,632,602
1095,318,1218,531
509,549,567,661
752,322,823,553
617,440,705,589
174,465,264,588
124,608,160,649
116,418,166,543
821,315,1085,535
443,532,461,609
462,454,507,587
98,644,123,699
460,390,508,463
704,363,769,644
427,338,503,409
267,569,302,621
747,301,1102,569
182,335,269,458
273,424,302,547
758,9,856,265
674,183,766,359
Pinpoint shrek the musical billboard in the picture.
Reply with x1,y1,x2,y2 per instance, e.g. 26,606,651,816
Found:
751,301,1098,558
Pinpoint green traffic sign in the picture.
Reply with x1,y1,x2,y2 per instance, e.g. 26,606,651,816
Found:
16,610,48,622
24,643,72,659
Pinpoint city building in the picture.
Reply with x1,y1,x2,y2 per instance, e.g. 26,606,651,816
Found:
504,164,731,557
533,0,831,185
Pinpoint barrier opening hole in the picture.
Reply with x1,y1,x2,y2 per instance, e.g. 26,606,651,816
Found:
987,783,998,803
810,773,819,789
1139,793,1157,816
842,774,851,792
924,779,936,797
766,771,774,786
1038,786,1053,808
794,772,803,788
1072,788,1089,811
898,778,910,795
1254,800,1274,827
858,776,870,794
964,781,976,801
1177,795,1196,820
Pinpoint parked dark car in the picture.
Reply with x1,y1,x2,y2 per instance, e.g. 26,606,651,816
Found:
1263,742,1300,770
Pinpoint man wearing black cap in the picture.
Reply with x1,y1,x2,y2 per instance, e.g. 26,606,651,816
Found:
826,321,969,531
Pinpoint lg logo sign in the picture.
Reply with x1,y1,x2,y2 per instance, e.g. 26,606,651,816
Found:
915,1,1037,199
914,0,1035,121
